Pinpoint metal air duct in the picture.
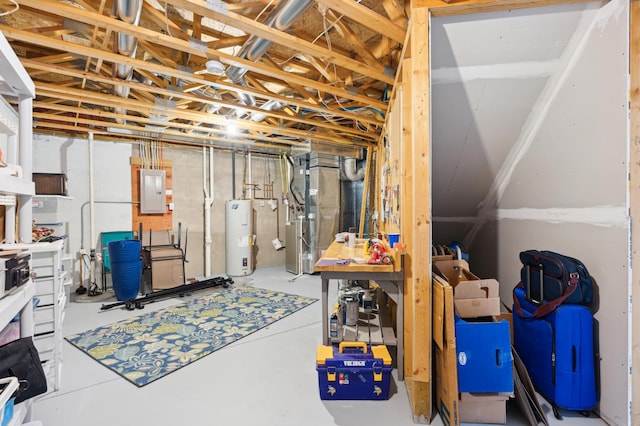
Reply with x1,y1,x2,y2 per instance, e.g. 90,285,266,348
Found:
225,0,315,106
341,157,365,181
113,0,143,121
250,100,283,121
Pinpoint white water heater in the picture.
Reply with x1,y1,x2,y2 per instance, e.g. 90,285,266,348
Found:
225,199,255,276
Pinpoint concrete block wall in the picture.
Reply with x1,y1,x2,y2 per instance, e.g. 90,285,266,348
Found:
33,135,290,287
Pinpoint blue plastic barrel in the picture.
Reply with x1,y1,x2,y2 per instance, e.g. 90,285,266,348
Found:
108,240,142,301
110,259,142,301
107,239,141,263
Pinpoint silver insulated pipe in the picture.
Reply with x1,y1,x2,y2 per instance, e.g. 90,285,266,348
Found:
113,0,143,118
225,0,315,84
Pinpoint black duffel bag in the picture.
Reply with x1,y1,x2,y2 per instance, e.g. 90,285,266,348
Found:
0,337,47,403
518,250,593,316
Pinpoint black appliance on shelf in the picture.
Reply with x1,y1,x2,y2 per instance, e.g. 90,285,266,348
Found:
0,252,31,298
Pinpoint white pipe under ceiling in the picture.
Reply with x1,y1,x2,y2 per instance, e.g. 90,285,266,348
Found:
88,132,97,293
203,147,214,277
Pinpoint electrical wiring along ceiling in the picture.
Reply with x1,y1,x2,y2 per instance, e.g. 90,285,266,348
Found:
0,0,408,154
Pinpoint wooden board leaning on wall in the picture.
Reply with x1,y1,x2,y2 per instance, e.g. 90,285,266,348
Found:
130,157,172,232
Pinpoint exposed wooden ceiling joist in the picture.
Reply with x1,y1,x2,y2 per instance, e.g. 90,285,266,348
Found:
2,0,401,152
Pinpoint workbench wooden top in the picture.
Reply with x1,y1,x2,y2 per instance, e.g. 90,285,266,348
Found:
314,239,401,273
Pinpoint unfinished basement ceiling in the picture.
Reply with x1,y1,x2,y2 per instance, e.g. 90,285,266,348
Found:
430,1,603,245
0,0,408,154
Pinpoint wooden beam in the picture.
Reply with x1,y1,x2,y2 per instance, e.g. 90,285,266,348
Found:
160,0,395,84
316,0,407,43
22,58,380,136
32,109,306,149
34,83,374,147
13,48,382,135
12,0,390,110
324,9,382,69
359,147,373,237
630,2,640,425
420,0,598,17
407,6,432,421
32,119,298,152
382,0,408,22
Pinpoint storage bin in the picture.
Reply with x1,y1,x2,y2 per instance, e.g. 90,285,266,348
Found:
33,173,67,196
32,195,72,225
455,316,513,393
316,342,392,400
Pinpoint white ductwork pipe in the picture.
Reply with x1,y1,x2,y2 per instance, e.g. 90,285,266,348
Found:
88,132,98,294
203,147,214,277
248,152,253,199
342,157,365,181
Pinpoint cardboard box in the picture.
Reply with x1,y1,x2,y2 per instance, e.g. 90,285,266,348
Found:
142,247,184,292
459,392,510,424
455,316,513,393
433,259,500,318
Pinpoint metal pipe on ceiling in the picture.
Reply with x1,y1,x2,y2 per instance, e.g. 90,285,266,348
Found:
225,0,315,109
113,0,143,120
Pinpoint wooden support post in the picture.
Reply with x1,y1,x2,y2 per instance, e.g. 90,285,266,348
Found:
401,59,414,380
359,147,373,238
403,6,433,422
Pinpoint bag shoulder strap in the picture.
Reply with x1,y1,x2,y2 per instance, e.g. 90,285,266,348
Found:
513,273,579,319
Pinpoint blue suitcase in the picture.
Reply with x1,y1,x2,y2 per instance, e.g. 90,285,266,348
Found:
513,287,596,416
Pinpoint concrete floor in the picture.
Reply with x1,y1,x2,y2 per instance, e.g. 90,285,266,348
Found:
31,266,607,426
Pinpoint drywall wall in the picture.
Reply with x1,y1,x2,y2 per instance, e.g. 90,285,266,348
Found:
471,1,629,424
429,1,602,247
33,135,132,289
34,135,288,287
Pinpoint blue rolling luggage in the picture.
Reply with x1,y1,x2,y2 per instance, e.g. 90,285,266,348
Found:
513,287,597,417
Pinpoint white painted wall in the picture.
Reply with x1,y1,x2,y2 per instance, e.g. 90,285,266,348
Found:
33,135,133,288
471,1,629,424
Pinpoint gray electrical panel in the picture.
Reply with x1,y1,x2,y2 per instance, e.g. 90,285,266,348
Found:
140,169,166,214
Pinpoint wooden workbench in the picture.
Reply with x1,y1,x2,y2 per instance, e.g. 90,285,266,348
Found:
315,239,404,380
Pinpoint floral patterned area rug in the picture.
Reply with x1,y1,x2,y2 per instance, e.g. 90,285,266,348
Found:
65,286,317,387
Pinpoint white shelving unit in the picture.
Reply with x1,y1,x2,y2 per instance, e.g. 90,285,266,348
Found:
32,195,73,303
3,241,66,395
0,281,35,426
0,28,41,426
0,242,67,425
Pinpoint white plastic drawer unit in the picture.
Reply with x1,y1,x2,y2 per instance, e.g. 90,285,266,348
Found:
34,277,56,304
34,292,65,334
31,259,60,278
34,305,54,334
33,332,55,361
